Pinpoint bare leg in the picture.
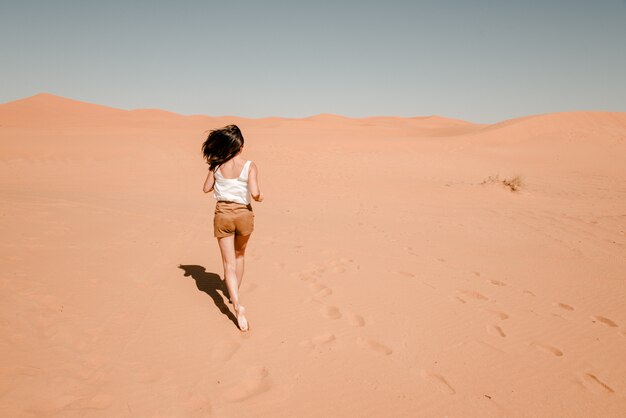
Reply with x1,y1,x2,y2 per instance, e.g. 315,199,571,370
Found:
218,235,248,331
235,234,251,289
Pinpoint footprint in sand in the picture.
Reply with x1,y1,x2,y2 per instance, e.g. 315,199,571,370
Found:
486,324,506,338
295,272,316,283
301,258,355,281
347,313,366,327
309,283,325,291
320,305,342,320
591,315,618,328
530,342,563,357
330,265,346,274
488,279,507,287
580,372,614,394
300,333,336,349
311,333,336,345
472,271,481,277
210,341,241,362
309,283,333,297
357,337,392,355
420,371,456,395
223,366,271,402
523,290,536,297
553,302,575,311
483,309,509,320
312,266,326,277
397,271,415,278
315,288,333,297
333,258,356,273
458,289,489,301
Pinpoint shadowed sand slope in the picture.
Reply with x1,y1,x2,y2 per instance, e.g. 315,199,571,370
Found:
1,95,625,417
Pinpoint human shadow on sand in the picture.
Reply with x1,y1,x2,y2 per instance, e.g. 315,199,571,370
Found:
178,264,237,327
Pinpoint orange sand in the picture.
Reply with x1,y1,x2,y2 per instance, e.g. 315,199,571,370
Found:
1,94,625,417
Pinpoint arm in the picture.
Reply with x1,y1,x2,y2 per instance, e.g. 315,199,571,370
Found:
248,162,264,202
203,169,215,193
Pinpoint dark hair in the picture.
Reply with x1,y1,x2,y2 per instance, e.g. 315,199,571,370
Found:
201,125,244,171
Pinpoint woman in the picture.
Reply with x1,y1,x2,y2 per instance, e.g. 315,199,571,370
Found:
202,125,263,331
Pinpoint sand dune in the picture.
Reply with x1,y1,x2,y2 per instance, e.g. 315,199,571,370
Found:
1,94,625,417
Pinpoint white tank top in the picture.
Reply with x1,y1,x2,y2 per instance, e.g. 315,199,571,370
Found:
213,160,252,205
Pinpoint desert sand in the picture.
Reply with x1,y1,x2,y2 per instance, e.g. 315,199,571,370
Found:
1,93,625,417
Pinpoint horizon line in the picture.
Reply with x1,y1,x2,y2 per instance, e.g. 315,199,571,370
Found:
3,92,626,126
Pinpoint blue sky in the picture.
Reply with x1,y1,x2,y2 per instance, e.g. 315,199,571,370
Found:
1,0,625,122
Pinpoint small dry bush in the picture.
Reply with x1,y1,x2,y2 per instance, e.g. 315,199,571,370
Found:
480,174,523,192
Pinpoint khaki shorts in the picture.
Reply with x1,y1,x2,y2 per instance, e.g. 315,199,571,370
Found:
214,201,254,238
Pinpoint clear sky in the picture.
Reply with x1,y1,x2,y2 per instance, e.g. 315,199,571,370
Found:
1,0,625,123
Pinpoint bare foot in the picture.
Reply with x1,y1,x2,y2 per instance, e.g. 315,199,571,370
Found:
235,305,249,332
